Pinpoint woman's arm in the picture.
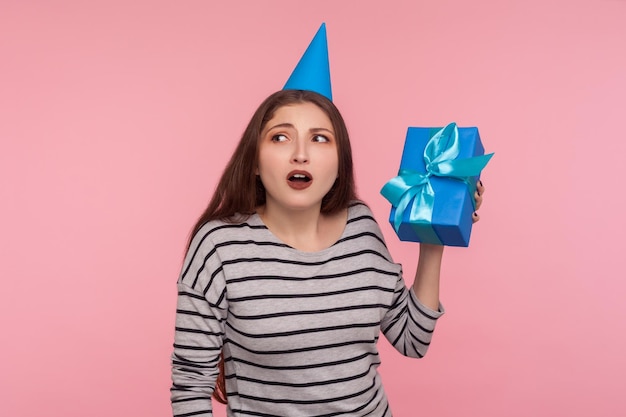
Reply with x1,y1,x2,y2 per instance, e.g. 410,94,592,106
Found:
171,227,229,416
412,243,444,311
171,283,225,416
412,180,485,310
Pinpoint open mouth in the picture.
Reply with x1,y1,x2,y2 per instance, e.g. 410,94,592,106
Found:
287,171,313,189
289,173,311,183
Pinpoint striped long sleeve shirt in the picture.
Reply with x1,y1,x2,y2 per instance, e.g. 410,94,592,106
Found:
171,201,444,417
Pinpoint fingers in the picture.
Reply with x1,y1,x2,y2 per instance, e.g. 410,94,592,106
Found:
474,180,484,211
476,179,485,197
473,180,485,223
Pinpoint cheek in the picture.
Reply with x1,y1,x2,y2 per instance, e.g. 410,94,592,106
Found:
329,150,340,177
256,152,281,180
256,149,272,173
318,160,339,185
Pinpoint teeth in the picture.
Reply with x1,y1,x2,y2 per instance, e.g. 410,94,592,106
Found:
293,174,306,179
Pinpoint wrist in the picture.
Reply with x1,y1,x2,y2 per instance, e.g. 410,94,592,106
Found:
419,243,444,256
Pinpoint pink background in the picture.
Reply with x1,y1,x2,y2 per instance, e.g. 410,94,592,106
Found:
2,1,625,416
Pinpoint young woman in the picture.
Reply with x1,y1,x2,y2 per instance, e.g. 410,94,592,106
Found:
170,89,485,417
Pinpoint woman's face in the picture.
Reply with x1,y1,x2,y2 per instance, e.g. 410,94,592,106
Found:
256,101,339,213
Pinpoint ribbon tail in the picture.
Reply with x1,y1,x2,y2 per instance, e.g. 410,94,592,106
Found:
380,176,408,205
408,182,442,245
391,188,420,232
433,153,494,177
381,172,432,233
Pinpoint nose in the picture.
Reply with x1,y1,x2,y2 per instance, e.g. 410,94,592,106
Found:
292,139,309,164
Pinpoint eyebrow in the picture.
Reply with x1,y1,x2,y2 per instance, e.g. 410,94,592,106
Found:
264,123,335,135
310,127,335,135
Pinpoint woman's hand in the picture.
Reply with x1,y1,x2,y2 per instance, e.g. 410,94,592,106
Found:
472,180,485,223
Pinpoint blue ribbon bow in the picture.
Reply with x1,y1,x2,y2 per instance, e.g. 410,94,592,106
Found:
381,123,494,244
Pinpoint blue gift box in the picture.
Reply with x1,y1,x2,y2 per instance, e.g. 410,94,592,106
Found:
383,124,492,247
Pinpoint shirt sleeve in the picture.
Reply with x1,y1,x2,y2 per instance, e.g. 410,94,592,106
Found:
170,231,228,417
380,273,445,358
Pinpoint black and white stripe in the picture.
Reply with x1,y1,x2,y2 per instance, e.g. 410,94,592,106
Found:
171,202,443,417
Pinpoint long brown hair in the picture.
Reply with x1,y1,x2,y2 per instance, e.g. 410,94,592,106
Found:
188,89,357,404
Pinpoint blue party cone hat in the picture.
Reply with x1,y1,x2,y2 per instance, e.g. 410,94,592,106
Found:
283,23,333,101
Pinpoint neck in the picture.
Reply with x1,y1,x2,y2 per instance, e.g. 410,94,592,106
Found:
259,202,323,238
257,202,346,252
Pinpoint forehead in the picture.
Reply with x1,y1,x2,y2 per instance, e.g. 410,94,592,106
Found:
266,102,333,129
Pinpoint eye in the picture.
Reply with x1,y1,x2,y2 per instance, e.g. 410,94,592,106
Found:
312,134,330,143
271,134,288,142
